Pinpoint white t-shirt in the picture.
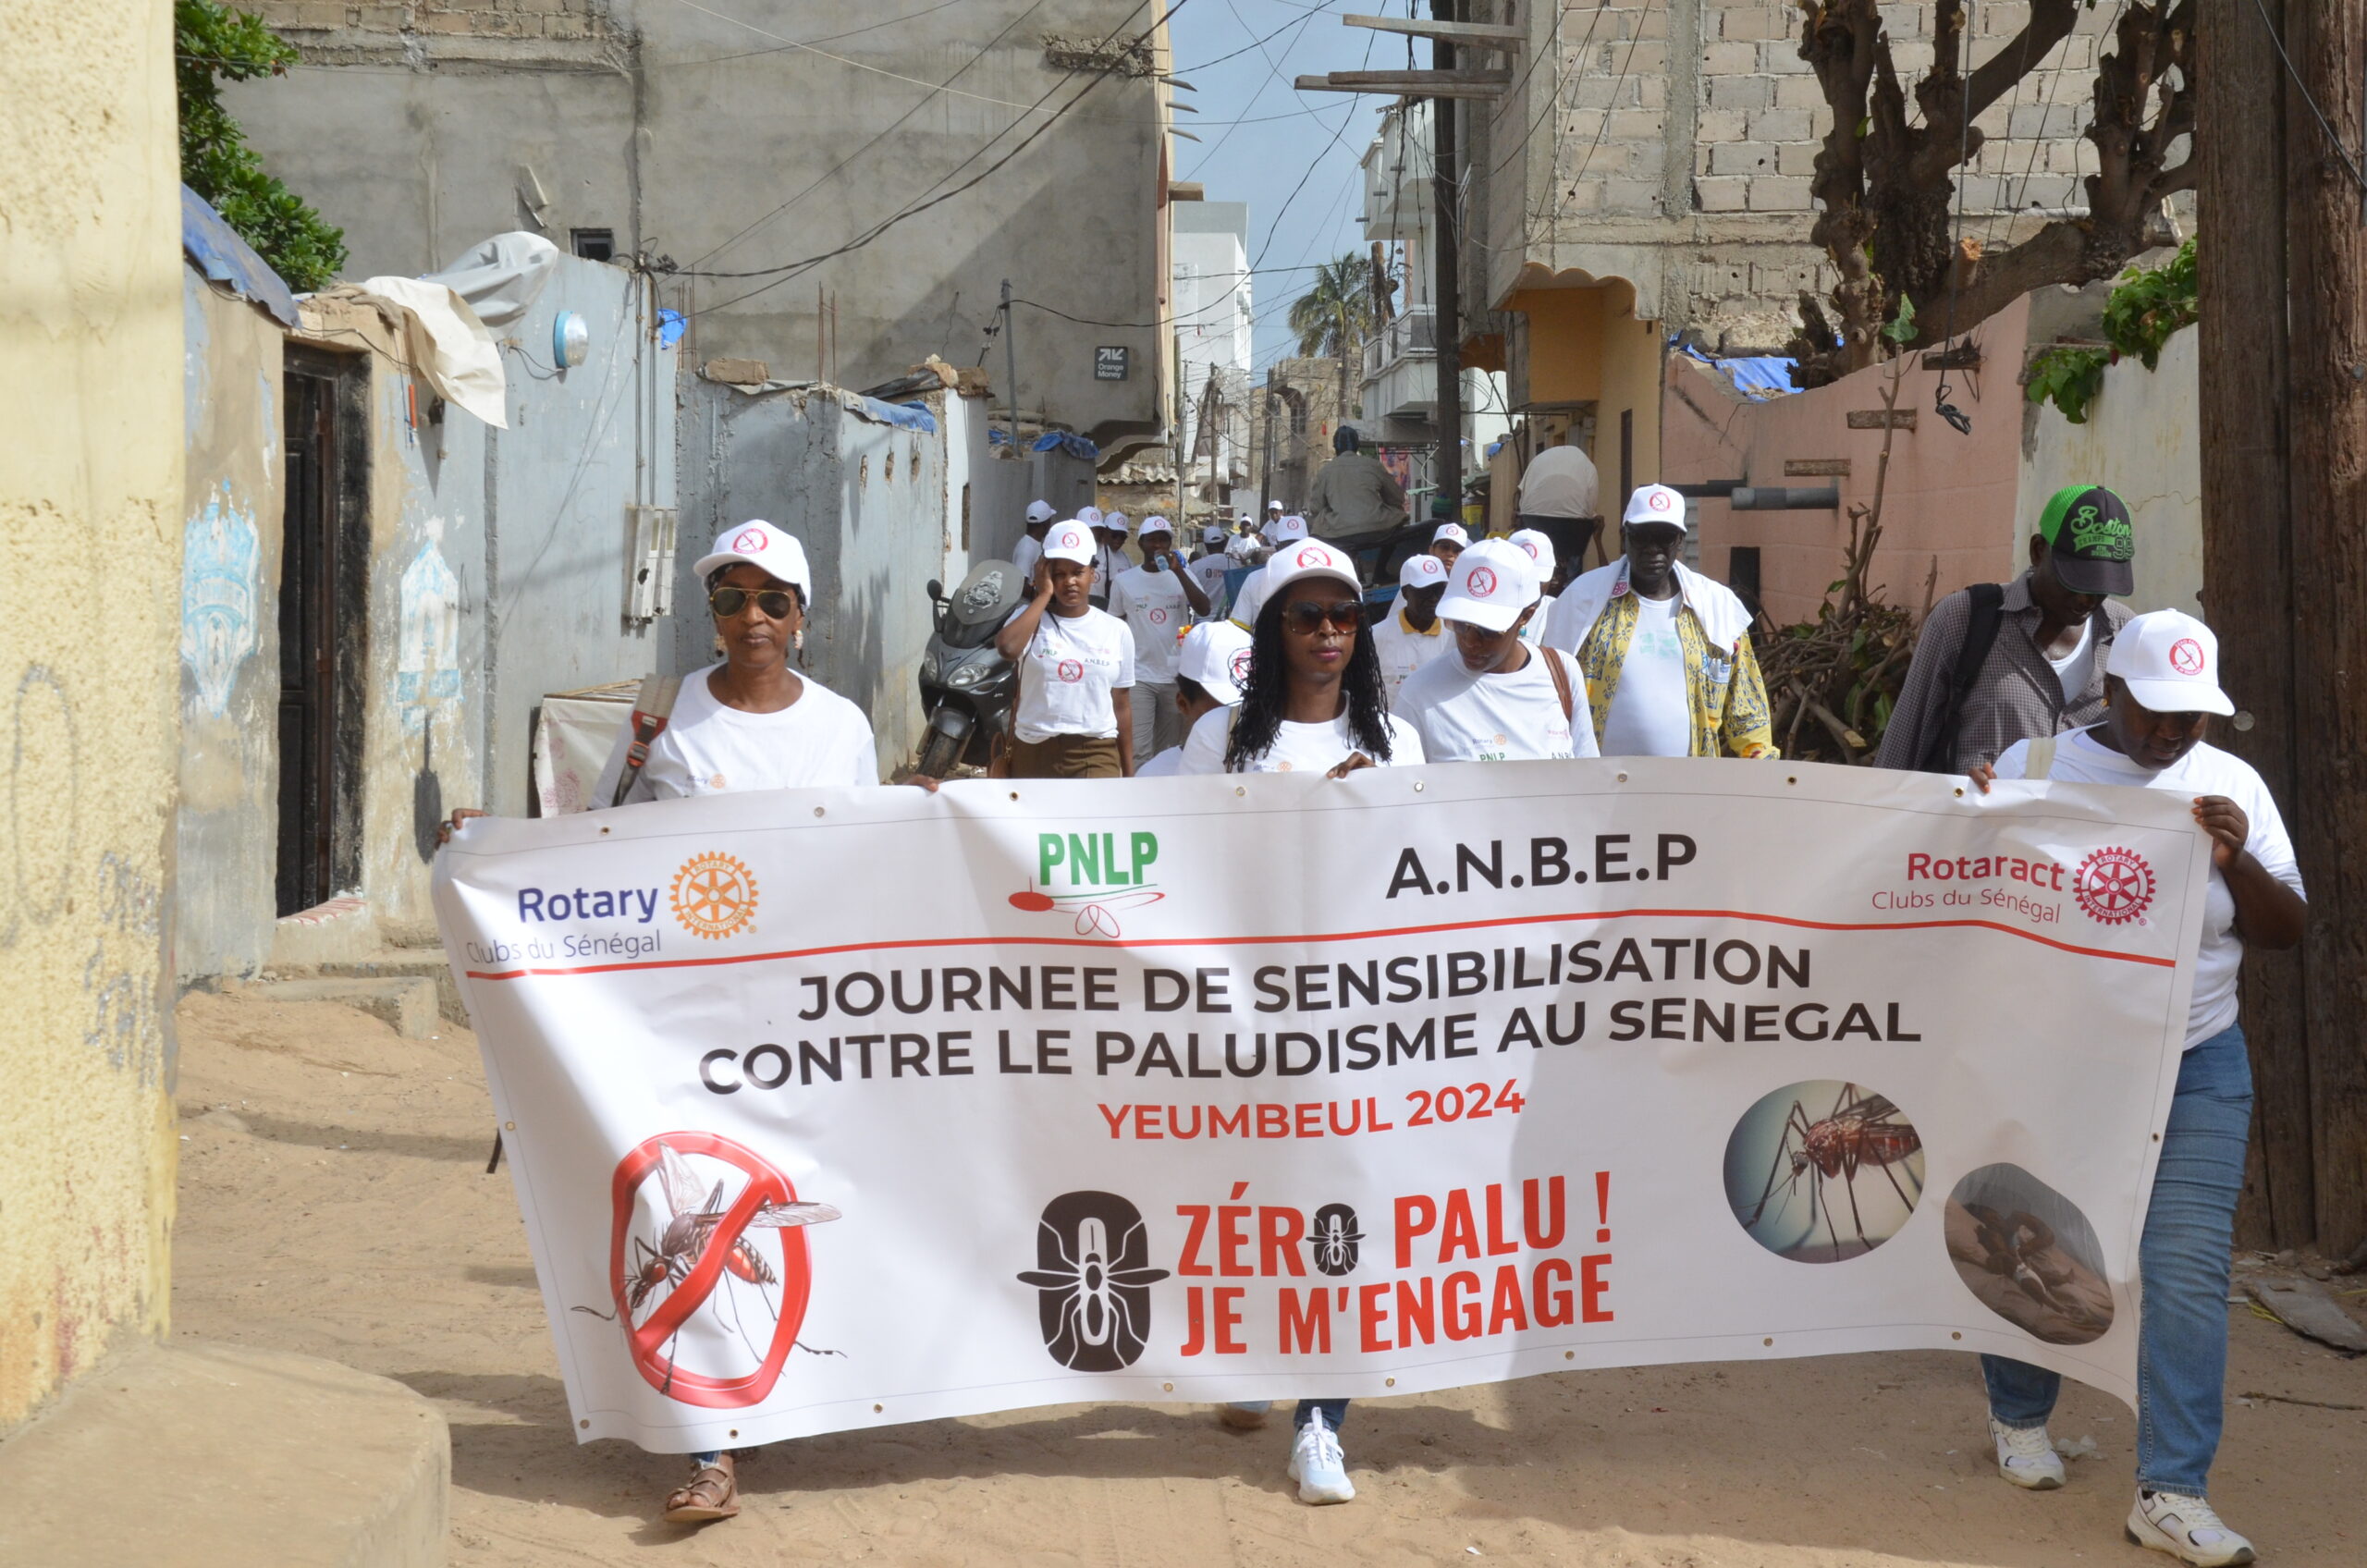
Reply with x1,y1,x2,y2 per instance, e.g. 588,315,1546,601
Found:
1012,606,1135,742
1012,533,1043,586
1186,552,1233,617
1092,544,1130,602
1599,592,1693,757
598,664,878,803
1134,745,1186,778
1372,608,1452,702
1110,565,1196,683
2044,617,2095,702
1394,646,1599,763
1517,445,1599,518
1176,704,1426,775
1994,729,2304,1047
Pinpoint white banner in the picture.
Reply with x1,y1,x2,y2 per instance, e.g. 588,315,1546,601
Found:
434,760,2207,1453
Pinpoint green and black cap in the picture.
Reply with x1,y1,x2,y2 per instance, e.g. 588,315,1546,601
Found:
2036,484,2135,596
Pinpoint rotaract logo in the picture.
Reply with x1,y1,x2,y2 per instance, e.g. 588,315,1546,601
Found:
671,851,759,939
2072,846,2155,926
1466,566,1499,598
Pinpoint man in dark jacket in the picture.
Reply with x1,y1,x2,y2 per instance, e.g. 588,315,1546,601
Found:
1875,484,2137,775
1303,427,1407,542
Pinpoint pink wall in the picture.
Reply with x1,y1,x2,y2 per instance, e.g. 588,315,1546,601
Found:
1661,294,2033,629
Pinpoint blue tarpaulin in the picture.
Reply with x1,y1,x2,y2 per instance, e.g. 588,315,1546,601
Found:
1675,341,1797,401
849,396,938,434
987,428,1102,461
180,185,300,327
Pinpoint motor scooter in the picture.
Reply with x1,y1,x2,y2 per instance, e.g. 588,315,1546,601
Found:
916,558,1023,778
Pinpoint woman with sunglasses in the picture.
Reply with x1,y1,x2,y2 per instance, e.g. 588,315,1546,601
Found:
1178,540,1419,781
598,521,878,803
1178,541,1418,1502
995,519,1136,778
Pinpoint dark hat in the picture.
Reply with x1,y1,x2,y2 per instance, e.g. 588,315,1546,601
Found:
2036,484,2135,596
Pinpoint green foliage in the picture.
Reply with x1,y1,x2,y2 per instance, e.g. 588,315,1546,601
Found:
1880,292,1917,345
1287,254,1380,361
176,0,347,293
2024,239,2197,424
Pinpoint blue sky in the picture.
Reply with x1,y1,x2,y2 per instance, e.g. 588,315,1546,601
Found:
1167,1,1407,371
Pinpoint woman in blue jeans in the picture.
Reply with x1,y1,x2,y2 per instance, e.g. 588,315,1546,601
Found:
1974,610,2306,1568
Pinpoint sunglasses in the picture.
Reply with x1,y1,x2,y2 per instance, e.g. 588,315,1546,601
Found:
1282,599,1365,635
709,585,799,620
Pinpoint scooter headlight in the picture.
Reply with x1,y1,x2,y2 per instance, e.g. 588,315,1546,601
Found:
949,663,986,689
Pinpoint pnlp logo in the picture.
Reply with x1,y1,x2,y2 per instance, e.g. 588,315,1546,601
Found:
1037,829,1159,888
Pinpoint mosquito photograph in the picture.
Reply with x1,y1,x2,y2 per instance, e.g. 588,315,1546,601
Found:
1723,1080,1927,1263
1944,1163,2116,1346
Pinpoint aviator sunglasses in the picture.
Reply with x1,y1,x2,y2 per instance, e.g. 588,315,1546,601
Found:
1282,598,1365,635
709,585,800,619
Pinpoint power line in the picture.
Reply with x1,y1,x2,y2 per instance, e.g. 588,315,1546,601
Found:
659,0,1094,116
2246,0,2367,195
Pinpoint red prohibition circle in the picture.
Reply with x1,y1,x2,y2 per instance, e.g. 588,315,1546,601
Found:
1295,545,1325,567
731,527,768,552
1466,566,1499,598
1057,659,1085,682
2169,638,2205,676
1231,648,1253,681
1147,606,1168,624
608,1131,813,1408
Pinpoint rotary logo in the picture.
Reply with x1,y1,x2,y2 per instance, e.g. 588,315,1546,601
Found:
2071,846,2154,926
2169,638,2205,676
671,851,759,939
1466,566,1499,598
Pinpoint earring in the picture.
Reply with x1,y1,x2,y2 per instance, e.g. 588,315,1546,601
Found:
794,629,804,652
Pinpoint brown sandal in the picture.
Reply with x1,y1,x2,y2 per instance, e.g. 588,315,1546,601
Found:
663,1452,739,1523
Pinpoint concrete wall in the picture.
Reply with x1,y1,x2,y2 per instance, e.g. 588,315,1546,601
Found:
678,380,953,774
178,276,288,985
2017,325,2202,618
1664,294,2039,627
227,0,1171,452
0,0,182,1431
483,258,679,817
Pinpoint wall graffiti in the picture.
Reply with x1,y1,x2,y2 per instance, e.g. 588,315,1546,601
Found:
398,534,462,734
83,851,165,1088
6,664,80,949
179,484,262,718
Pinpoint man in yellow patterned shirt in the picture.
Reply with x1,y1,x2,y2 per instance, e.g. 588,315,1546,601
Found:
1540,484,1776,758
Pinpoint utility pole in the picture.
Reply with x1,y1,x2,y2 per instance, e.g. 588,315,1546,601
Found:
2199,0,2304,1245
2198,0,2367,1256
1174,329,1188,528
1001,278,1018,456
1430,1,1465,519
2279,0,2367,1258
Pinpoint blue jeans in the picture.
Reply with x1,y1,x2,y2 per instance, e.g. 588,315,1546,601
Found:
1981,1023,2252,1496
1294,1399,1348,1432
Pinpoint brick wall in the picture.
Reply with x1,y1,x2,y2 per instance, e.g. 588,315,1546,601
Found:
249,1,616,43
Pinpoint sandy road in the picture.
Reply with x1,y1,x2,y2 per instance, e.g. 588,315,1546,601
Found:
171,988,2367,1567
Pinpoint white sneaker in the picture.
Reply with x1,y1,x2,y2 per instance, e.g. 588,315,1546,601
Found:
1989,1419,2066,1489
1219,1401,1270,1430
2127,1489,2256,1566
1286,1411,1355,1504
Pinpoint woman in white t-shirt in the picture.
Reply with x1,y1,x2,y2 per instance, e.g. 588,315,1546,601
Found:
1395,538,1599,762
1968,610,2304,1568
1177,540,1422,779
994,520,1136,778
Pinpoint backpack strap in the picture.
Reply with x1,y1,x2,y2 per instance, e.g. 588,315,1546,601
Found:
2022,735,2058,781
608,673,682,807
1919,582,2006,772
1540,645,1576,726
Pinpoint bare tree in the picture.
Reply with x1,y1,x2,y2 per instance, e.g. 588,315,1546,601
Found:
1786,0,2195,386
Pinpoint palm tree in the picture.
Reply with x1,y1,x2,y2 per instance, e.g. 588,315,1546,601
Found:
1288,252,1380,416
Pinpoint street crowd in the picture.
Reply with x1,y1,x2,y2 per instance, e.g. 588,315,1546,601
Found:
443,460,2303,1568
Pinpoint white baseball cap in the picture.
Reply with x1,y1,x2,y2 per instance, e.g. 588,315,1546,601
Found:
1137,515,1173,539
1269,513,1310,545
1041,521,1098,566
1075,505,1105,527
1623,484,1688,531
1258,538,1361,605
1103,511,1130,535
1024,499,1057,524
1230,567,1270,631
1508,527,1557,578
2107,609,2234,717
1432,522,1471,547
1267,498,1284,512
1436,537,1541,632
693,520,813,597
1398,552,1449,591
1178,619,1255,705
1202,525,1226,545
